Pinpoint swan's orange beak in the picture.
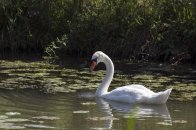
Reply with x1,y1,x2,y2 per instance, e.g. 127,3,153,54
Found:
90,60,97,71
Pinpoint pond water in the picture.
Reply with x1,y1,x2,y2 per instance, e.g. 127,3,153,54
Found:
0,90,195,130
0,58,195,129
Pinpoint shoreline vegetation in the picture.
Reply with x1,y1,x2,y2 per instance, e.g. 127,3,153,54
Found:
0,0,196,64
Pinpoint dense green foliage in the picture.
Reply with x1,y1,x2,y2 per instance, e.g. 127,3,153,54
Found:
0,0,196,63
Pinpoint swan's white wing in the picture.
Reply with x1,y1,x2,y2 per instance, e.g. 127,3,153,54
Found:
109,84,155,96
103,84,172,104
103,84,155,103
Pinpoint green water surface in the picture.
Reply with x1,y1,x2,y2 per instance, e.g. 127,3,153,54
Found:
0,59,195,129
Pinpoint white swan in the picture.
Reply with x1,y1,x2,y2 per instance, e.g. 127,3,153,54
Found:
90,51,172,104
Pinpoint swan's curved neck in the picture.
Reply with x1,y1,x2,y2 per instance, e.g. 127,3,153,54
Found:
96,55,114,96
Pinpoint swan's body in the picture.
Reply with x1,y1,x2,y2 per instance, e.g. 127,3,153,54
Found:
90,51,172,104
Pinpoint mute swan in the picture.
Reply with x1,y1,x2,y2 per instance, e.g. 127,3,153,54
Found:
90,51,172,104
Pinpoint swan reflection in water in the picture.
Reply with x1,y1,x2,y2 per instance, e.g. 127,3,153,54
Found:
94,97,172,129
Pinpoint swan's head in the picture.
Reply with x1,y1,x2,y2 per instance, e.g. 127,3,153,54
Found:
90,51,105,71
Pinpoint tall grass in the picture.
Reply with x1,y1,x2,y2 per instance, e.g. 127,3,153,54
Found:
0,0,196,63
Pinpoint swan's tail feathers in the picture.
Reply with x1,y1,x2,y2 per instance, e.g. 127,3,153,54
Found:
154,88,172,104
162,88,172,103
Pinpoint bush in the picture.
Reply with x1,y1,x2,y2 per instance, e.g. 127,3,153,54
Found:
0,0,195,63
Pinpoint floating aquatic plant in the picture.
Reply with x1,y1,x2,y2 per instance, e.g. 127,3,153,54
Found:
0,60,195,101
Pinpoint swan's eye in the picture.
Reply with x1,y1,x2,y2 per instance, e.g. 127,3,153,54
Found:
91,58,97,63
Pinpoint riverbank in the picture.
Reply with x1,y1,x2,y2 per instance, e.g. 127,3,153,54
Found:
1,0,196,63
